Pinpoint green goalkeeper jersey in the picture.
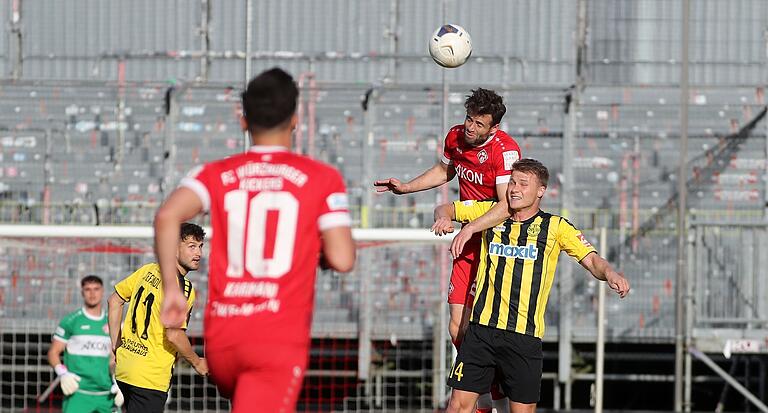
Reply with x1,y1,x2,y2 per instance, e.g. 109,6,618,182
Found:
53,308,113,392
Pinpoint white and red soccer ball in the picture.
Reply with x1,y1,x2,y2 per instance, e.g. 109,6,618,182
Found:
429,24,473,68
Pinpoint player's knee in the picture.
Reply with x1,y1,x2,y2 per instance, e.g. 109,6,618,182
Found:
447,394,476,413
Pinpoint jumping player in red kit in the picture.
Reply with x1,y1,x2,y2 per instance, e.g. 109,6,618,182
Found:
375,88,521,412
156,68,356,412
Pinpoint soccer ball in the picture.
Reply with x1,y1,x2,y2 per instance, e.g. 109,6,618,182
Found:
428,24,472,68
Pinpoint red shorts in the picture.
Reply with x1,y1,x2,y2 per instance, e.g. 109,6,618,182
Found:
206,341,309,413
447,233,482,305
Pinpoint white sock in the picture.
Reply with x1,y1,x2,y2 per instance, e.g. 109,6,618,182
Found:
492,397,510,413
477,392,493,409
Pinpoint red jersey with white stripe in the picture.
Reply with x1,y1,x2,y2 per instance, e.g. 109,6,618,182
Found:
441,125,521,201
180,146,351,346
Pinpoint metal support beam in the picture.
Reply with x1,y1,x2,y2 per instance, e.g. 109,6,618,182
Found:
674,0,691,410
10,0,23,79
689,348,768,413
243,0,253,152
594,227,607,413
198,0,211,81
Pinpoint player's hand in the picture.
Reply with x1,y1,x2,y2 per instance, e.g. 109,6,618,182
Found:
59,372,81,396
54,364,81,396
373,178,409,195
450,226,475,258
111,380,124,407
161,289,188,328
605,270,630,298
431,217,455,236
193,358,209,376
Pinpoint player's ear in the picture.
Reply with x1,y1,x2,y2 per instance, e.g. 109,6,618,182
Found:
489,123,499,135
290,113,298,131
239,115,248,132
537,185,546,199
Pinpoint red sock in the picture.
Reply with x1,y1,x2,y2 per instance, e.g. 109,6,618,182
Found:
476,408,492,413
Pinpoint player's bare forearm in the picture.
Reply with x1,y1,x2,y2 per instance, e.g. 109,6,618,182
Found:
462,199,509,235
405,162,453,193
321,226,356,272
579,252,610,281
580,252,630,298
154,187,204,296
434,203,456,222
431,203,456,236
107,292,125,352
165,328,202,367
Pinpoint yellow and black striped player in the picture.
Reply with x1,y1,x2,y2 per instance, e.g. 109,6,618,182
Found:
107,223,209,413
433,158,630,413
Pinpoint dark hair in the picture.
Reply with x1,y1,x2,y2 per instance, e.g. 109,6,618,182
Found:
464,88,506,126
181,222,205,242
241,67,298,130
512,158,549,187
81,275,103,287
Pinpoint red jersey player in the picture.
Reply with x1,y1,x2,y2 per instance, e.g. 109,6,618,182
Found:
375,88,520,412
156,68,355,412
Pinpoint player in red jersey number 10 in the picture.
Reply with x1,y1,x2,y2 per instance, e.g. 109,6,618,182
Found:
155,68,355,412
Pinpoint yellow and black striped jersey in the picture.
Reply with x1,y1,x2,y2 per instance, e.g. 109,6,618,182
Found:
454,200,596,338
114,263,195,391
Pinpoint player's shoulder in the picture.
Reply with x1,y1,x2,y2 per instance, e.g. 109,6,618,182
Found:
289,154,344,179
60,308,84,324
445,124,465,142
547,213,578,230
491,130,520,146
133,262,160,277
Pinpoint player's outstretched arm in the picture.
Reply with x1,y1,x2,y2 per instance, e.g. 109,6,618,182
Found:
374,161,453,195
431,203,456,236
321,227,355,272
154,187,203,328
165,328,208,376
107,292,126,354
579,252,630,298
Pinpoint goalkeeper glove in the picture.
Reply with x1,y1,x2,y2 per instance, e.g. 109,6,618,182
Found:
111,377,124,407
54,364,81,396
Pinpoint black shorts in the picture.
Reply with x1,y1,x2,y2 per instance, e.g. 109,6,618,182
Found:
116,380,168,413
446,323,543,404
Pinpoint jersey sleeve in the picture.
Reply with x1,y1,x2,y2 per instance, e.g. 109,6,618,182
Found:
441,130,454,165
178,164,213,212
556,218,597,261
453,200,495,223
53,315,72,343
317,168,352,231
493,139,522,185
114,266,145,302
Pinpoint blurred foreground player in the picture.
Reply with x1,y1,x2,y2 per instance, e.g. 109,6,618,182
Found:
156,67,356,412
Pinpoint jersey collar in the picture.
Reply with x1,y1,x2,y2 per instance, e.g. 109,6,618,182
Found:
248,145,290,153
82,307,105,321
463,132,496,150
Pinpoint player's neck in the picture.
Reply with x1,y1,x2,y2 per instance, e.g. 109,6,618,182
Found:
249,128,292,149
510,206,540,222
176,263,188,276
83,304,102,318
